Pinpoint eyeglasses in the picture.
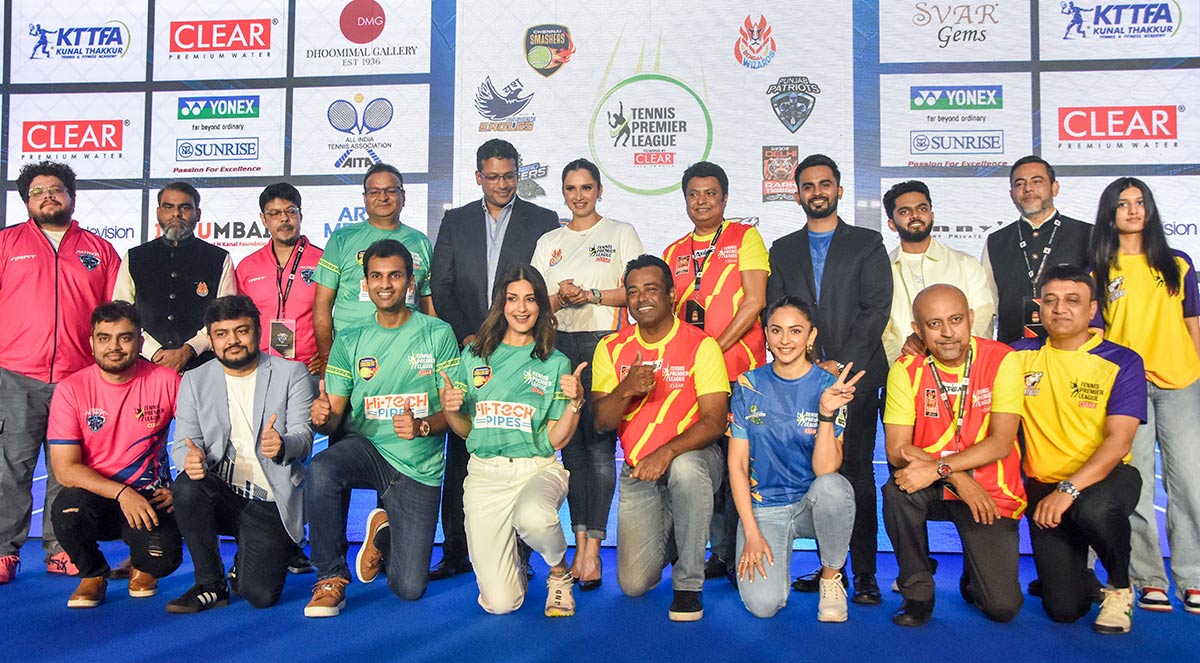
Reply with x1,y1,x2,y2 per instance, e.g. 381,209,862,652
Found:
29,185,66,198
479,172,517,183
364,187,403,198
263,206,301,220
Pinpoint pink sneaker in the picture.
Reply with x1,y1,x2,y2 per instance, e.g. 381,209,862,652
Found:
46,551,79,576
0,555,19,583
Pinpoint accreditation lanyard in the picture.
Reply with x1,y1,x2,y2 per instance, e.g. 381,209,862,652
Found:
926,344,973,452
274,237,307,318
1016,216,1061,297
690,223,725,293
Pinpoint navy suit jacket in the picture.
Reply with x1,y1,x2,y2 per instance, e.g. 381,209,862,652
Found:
171,354,315,542
431,196,559,343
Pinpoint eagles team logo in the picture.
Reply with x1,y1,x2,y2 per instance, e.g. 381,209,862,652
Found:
300,268,315,285
196,281,210,297
1024,371,1044,396
733,15,776,69
472,366,492,389
475,77,534,120
78,254,100,271
767,76,821,134
524,24,575,78
358,357,379,381
85,409,106,433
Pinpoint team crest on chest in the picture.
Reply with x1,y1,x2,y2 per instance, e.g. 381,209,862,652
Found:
1108,276,1126,302
358,357,379,381
356,250,367,265
300,268,315,285
674,255,690,276
1024,372,1043,397
549,248,563,267
923,388,939,418
524,369,553,396
473,366,492,389
77,253,100,271
196,281,210,297
85,408,107,433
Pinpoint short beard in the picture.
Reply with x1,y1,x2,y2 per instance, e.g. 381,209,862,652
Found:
217,346,259,370
896,224,932,244
163,225,195,242
800,198,838,220
97,354,138,374
32,207,72,229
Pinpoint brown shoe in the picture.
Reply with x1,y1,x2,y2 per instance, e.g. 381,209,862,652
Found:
128,567,158,598
109,557,133,580
304,577,349,618
68,576,108,608
355,508,388,584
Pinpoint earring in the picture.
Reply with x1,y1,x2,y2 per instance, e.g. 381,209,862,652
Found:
805,344,813,354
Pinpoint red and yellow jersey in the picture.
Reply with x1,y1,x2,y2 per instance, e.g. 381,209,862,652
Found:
662,220,768,381
884,337,1027,519
592,318,729,465
1093,250,1200,389
1013,334,1147,483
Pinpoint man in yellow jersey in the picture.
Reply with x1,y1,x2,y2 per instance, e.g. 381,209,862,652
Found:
883,284,1026,627
1014,264,1144,634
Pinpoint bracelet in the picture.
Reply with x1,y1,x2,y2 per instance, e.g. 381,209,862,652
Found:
115,485,129,500
570,399,585,413
817,412,837,423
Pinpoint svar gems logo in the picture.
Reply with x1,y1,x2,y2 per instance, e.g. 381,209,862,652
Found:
733,15,776,69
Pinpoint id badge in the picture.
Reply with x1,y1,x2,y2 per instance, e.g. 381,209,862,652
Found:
684,299,706,329
270,319,297,359
1021,296,1047,340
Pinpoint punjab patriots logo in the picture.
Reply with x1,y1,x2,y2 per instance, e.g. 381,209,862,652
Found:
301,268,315,285
78,253,100,271
524,24,574,77
766,76,820,134
734,15,776,69
85,409,107,432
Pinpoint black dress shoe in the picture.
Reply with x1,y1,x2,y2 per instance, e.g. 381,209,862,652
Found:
793,566,848,593
893,598,935,626
852,574,883,605
1027,577,1042,597
703,555,729,581
578,559,603,591
429,557,472,581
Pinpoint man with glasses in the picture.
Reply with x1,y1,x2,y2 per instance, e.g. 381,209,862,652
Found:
0,161,121,582
429,138,559,580
314,164,434,370
113,182,236,373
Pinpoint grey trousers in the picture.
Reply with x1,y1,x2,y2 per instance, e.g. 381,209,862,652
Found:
0,367,62,558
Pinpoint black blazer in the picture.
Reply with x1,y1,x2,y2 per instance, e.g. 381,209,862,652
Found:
766,218,893,388
431,197,560,343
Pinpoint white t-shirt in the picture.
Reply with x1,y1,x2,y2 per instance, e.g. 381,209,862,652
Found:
221,371,274,501
531,217,644,332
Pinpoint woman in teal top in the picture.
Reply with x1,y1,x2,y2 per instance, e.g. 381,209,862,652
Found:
440,264,585,618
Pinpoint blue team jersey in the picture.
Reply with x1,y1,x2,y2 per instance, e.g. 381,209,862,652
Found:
729,364,845,507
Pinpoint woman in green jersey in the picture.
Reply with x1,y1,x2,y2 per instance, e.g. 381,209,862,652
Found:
440,264,585,617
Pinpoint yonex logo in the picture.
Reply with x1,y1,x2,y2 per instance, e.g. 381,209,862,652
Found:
910,86,1003,111
178,96,260,120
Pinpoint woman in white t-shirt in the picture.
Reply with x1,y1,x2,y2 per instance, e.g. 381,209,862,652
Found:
531,158,644,590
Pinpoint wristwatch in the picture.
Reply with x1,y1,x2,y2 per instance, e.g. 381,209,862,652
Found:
417,419,431,437
1056,480,1081,500
570,400,585,414
590,288,602,305
936,461,952,478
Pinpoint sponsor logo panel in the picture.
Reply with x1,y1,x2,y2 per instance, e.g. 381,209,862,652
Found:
7,92,144,179
150,89,284,178
1040,0,1198,60
291,85,430,176
293,0,429,76
880,1,1030,63
153,4,286,80
11,4,147,83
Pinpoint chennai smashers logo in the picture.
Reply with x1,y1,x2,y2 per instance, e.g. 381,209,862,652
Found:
525,24,574,77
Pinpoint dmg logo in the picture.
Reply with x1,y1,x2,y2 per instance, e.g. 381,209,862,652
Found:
910,85,1003,110
178,95,260,120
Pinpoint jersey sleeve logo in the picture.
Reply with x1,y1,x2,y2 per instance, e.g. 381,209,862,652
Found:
1024,371,1043,396
472,366,492,388
85,409,107,432
358,357,379,381
746,404,766,425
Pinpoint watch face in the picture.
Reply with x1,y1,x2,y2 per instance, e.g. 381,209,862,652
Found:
937,463,952,478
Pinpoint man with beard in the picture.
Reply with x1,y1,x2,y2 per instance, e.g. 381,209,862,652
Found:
766,154,892,604
0,161,120,582
982,156,1090,343
882,180,994,364
167,295,315,612
237,183,326,379
113,182,236,373
47,301,183,607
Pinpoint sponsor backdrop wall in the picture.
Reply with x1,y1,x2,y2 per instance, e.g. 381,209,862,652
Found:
2,2,1196,547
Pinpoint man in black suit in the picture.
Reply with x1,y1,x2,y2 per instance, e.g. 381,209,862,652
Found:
429,139,560,579
982,155,1091,344
766,154,892,605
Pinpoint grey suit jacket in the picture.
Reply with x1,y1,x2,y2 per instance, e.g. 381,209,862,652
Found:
171,354,315,542
430,196,560,343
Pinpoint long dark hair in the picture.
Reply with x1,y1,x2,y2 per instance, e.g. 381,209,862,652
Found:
1088,177,1181,297
764,295,819,364
471,264,556,362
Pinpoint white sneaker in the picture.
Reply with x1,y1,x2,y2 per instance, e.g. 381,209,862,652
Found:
818,573,849,623
1094,586,1133,634
545,571,575,617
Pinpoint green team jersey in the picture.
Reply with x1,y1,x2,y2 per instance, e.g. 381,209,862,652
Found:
455,343,571,459
325,312,459,485
314,221,433,332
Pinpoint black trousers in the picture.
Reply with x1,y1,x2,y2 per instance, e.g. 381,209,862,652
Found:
1026,463,1141,623
439,431,470,562
882,478,1023,622
52,486,182,579
842,385,881,576
173,473,294,608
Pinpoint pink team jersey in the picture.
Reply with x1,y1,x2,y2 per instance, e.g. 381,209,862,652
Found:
48,360,180,489
235,237,323,362
0,219,120,383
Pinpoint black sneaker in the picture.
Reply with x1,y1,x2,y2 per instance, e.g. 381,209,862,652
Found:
227,564,238,594
703,555,729,581
166,582,230,614
668,590,704,622
288,547,315,574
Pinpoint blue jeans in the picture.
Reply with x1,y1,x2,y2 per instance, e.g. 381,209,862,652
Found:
1128,378,1200,597
616,443,723,596
556,331,618,539
305,435,441,600
736,473,855,618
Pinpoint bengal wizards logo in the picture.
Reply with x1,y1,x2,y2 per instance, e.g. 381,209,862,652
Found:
734,15,776,69
524,24,574,78
358,357,379,381
301,268,315,285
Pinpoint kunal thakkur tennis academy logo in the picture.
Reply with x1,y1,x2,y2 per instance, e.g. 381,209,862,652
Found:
589,73,712,195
